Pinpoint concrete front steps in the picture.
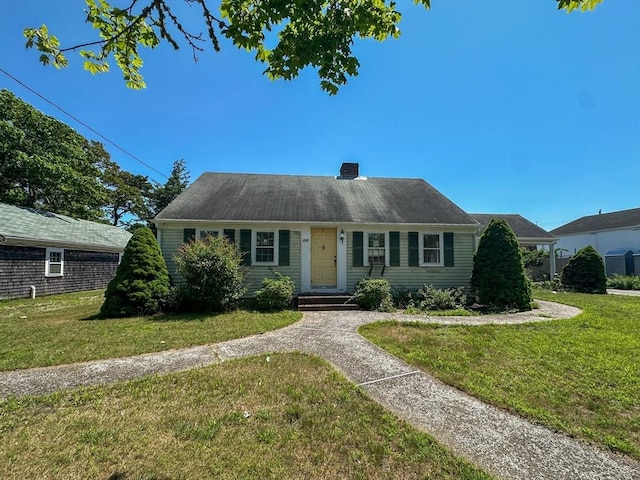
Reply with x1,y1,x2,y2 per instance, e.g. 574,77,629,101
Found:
297,294,359,311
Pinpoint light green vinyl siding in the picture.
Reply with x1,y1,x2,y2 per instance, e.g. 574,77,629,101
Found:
243,230,301,295
346,231,474,292
159,226,302,296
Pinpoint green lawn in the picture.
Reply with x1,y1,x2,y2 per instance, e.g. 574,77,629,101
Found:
360,290,640,459
0,290,301,371
0,353,493,480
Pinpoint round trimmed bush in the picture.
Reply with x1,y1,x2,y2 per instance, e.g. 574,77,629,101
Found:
470,219,532,311
100,227,170,318
254,273,295,311
173,235,246,312
354,278,394,312
560,245,607,294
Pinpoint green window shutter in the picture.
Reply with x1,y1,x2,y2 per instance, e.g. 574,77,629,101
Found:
279,230,290,266
224,229,236,243
352,231,363,267
408,232,419,266
389,231,400,266
183,228,195,243
443,232,455,267
239,229,251,266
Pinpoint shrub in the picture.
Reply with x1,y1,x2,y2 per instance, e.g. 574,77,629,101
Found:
470,219,532,310
531,276,564,292
100,227,170,318
254,273,295,311
560,246,607,294
354,278,394,312
607,274,640,290
391,286,418,309
173,235,246,312
520,247,548,268
417,285,467,311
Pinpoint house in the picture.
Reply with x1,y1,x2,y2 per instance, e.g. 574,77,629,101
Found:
470,213,558,277
153,164,480,295
551,208,640,275
0,203,132,300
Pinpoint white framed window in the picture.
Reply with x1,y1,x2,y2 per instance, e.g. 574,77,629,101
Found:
45,247,64,277
365,232,388,266
198,229,219,240
420,232,444,266
253,230,278,265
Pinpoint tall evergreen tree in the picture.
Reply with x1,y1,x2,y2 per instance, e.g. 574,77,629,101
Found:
560,245,607,293
470,219,532,310
101,226,170,317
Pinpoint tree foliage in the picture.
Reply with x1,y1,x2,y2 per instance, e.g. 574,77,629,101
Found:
560,245,607,294
148,159,189,218
24,0,603,94
520,247,549,268
470,219,532,311
0,89,106,220
173,235,246,312
101,157,153,227
101,226,171,317
0,89,187,228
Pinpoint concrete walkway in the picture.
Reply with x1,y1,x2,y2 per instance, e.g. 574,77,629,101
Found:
1,301,638,480
608,288,640,297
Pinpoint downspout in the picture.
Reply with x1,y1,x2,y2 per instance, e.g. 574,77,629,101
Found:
30,285,36,299
549,241,557,278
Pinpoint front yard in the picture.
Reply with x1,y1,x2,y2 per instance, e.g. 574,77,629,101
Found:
360,290,640,459
0,290,300,371
0,353,492,480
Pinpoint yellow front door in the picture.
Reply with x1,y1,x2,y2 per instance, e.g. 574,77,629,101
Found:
311,228,337,287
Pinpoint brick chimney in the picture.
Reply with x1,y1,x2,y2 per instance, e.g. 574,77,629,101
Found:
338,162,359,179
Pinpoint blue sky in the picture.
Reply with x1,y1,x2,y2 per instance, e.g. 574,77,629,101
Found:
1,0,638,230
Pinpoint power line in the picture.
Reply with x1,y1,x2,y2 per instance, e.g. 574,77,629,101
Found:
0,67,168,181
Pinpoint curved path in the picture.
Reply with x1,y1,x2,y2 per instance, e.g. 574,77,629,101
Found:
1,301,638,480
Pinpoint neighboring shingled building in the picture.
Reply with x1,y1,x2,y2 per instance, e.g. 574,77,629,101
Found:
0,203,131,300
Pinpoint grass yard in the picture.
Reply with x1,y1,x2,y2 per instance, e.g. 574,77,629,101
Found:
0,290,301,371
360,290,640,459
0,353,493,480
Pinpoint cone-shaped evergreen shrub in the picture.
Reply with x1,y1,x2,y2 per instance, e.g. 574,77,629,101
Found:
560,245,607,294
100,227,170,318
470,219,532,310
173,235,246,312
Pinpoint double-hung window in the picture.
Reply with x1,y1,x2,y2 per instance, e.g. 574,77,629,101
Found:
199,229,219,240
45,248,64,276
366,232,387,265
254,231,276,264
421,233,443,266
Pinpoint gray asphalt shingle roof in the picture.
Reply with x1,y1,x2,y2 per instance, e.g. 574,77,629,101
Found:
470,213,554,241
550,208,640,236
155,173,479,226
0,203,131,250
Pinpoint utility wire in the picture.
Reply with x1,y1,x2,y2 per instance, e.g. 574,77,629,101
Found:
0,67,168,181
